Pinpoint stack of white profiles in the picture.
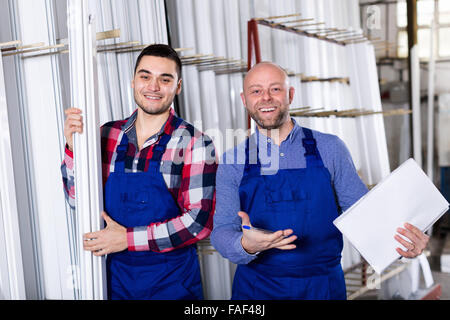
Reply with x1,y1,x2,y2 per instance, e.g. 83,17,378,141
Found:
68,0,106,300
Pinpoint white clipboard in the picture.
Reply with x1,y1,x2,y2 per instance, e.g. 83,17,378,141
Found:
333,158,449,274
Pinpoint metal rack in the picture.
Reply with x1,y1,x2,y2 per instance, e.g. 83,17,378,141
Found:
344,250,442,300
1,31,245,74
289,107,412,118
344,259,406,299
245,13,387,129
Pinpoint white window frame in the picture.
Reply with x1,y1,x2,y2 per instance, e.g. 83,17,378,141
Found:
397,0,450,59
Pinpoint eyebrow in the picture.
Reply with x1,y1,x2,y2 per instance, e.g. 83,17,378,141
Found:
247,82,284,89
137,69,175,79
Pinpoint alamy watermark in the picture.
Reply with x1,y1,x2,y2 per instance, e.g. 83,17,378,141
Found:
169,120,281,174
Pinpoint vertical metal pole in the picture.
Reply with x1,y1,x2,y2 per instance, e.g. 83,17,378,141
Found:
406,0,429,296
247,20,253,71
246,19,261,131
427,20,436,180
407,0,421,166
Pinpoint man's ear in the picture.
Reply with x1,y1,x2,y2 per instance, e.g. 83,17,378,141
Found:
131,78,135,89
240,92,247,109
176,78,182,95
288,86,295,104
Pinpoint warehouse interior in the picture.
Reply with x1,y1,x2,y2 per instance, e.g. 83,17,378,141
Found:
0,0,449,300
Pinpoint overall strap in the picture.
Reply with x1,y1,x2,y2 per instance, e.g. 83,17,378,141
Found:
114,116,184,173
149,116,184,164
301,127,324,168
114,132,129,173
244,136,261,172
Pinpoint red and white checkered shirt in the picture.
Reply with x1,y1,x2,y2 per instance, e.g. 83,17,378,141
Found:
61,108,217,252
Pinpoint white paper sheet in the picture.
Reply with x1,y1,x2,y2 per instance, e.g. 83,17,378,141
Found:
333,158,449,274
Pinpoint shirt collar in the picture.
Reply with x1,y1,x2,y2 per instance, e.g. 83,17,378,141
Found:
287,117,301,143
254,118,300,145
122,107,177,139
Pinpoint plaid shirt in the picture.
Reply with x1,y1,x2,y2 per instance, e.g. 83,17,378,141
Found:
61,108,217,252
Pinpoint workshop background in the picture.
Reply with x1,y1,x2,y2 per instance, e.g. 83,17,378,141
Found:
0,0,449,300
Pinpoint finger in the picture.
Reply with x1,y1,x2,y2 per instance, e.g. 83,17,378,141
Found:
243,228,284,243
404,223,422,238
84,231,100,240
265,230,286,242
238,211,251,227
102,211,113,225
66,120,83,129
83,240,102,251
396,227,420,245
66,121,83,131
270,235,297,249
396,247,415,258
394,235,415,251
271,231,295,245
405,223,429,244
65,116,83,125
398,228,425,253
282,229,294,237
68,126,83,134
65,107,82,115
66,113,83,121
274,244,297,250
93,248,108,257
65,121,83,133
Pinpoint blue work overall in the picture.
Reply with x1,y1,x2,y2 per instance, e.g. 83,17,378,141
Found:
232,127,346,300
104,122,203,300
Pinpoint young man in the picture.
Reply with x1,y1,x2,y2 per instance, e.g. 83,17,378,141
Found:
210,61,429,300
61,44,217,300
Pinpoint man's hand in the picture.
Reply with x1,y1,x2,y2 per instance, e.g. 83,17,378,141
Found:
64,107,83,152
394,222,430,258
83,212,128,256
239,211,297,254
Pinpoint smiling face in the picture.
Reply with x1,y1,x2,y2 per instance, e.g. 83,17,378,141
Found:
132,55,182,116
241,62,294,130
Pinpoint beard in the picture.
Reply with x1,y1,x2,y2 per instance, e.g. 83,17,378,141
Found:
248,103,289,130
134,92,173,116
137,102,172,115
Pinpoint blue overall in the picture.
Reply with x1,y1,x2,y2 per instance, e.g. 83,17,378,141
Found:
104,121,203,300
232,127,346,300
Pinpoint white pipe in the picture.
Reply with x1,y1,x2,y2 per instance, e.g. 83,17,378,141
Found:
0,47,26,300
411,45,422,167
68,0,106,300
346,43,373,185
427,20,436,180
12,0,74,299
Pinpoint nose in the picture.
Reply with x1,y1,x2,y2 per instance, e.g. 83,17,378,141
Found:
261,89,272,101
147,77,160,92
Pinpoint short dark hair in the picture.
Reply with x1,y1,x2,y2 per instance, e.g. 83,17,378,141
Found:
134,44,182,80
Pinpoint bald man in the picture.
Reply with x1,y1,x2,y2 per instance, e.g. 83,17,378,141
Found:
210,62,429,300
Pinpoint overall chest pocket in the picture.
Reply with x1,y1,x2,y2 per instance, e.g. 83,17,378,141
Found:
120,191,150,210
261,172,310,236
266,188,309,203
263,173,309,205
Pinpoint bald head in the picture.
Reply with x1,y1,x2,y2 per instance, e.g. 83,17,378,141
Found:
244,61,290,91
240,61,294,130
